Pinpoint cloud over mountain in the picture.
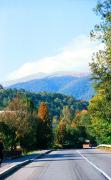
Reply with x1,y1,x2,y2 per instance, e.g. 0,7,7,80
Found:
7,35,103,82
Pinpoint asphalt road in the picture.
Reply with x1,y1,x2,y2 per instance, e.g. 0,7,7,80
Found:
6,149,111,180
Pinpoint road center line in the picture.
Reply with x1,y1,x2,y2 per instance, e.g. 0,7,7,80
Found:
77,150,111,180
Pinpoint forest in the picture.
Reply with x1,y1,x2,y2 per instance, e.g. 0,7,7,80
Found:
0,88,89,150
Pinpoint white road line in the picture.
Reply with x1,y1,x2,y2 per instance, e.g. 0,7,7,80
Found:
77,150,111,180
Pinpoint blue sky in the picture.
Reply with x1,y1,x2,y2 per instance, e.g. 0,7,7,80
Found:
0,0,100,84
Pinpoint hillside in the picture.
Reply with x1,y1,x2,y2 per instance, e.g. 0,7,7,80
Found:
0,89,88,119
8,74,94,101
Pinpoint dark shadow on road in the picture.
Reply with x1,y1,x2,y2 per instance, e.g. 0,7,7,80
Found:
34,158,83,162
32,150,83,162
32,149,111,163
22,165,46,168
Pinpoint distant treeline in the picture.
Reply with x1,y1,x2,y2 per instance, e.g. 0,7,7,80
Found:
0,88,88,119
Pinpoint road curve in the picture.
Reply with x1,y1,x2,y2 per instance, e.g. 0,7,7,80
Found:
6,149,111,180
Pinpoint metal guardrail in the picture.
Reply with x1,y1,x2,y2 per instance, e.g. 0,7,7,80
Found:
97,144,111,148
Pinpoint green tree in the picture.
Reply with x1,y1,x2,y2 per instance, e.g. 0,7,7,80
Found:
89,90,111,144
56,120,67,147
0,95,36,150
62,106,74,124
89,0,111,144
90,0,111,91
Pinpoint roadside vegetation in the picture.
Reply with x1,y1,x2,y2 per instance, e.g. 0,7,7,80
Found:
89,0,111,145
0,0,111,152
0,90,88,151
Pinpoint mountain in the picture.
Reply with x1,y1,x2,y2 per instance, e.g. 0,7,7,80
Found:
2,72,47,86
8,72,94,101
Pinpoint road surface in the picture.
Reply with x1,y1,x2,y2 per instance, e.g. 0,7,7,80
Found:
6,149,111,180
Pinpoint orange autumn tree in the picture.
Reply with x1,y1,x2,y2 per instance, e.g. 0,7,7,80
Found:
37,102,52,148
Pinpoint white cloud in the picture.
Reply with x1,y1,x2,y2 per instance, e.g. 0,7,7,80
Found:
7,35,103,81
